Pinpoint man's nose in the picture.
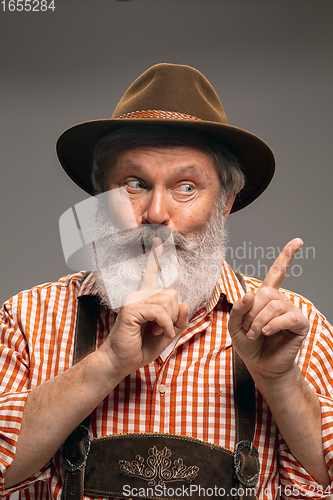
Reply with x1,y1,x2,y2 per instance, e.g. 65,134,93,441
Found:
142,190,170,225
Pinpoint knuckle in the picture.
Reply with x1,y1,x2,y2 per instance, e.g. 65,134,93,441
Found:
158,289,179,318
267,299,284,315
159,288,178,300
244,309,255,322
290,311,299,326
259,286,272,300
288,311,305,328
250,318,261,332
233,298,244,314
168,288,178,300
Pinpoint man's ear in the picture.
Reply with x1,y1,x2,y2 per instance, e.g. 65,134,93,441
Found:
224,193,236,220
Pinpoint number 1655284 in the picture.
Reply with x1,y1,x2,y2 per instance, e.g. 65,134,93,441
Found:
1,0,55,11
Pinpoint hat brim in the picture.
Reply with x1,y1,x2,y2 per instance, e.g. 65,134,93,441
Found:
56,118,275,213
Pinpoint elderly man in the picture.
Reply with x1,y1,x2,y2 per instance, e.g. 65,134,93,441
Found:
1,63,332,500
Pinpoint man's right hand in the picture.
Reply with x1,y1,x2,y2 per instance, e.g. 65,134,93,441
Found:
100,237,189,379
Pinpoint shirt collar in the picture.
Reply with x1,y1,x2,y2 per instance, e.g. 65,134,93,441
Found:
77,271,100,298
207,260,247,312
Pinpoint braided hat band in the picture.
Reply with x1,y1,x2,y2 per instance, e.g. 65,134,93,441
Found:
117,110,202,121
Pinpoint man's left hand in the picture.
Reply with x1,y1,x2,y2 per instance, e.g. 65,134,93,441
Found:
228,238,310,378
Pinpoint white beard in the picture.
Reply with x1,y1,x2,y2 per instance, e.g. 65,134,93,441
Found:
92,194,229,319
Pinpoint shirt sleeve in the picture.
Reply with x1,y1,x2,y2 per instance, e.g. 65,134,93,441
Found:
277,296,333,499
0,300,51,495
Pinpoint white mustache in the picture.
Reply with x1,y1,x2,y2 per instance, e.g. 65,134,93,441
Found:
93,192,229,316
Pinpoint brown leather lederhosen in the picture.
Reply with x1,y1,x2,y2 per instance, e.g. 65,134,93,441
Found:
61,273,260,500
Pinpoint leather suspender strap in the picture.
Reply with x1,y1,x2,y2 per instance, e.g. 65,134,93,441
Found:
232,271,260,489
232,273,256,444
61,281,99,500
233,349,255,444
233,349,260,488
73,295,99,366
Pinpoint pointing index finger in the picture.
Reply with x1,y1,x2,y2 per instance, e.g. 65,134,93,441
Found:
262,238,303,289
139,237,163,290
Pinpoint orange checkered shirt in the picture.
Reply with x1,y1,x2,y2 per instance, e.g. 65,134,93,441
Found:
1,261,333,499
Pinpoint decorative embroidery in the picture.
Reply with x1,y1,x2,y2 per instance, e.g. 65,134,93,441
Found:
119,445,199,486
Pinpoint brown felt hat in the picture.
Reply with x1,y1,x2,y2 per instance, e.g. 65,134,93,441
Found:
56,63,275,213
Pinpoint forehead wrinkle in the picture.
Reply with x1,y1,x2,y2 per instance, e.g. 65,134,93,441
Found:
111,158,141,176
117,159,201,177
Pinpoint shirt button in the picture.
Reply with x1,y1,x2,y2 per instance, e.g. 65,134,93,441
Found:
158,384,167,394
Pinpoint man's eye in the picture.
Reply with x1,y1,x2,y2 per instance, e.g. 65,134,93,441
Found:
177,184,195,193
126,180,145,190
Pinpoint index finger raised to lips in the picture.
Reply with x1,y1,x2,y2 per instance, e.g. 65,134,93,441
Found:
138,237,163,291
262,238,303,289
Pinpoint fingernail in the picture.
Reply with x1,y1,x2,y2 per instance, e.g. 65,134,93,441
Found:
247,329,255,340
262,325,270,335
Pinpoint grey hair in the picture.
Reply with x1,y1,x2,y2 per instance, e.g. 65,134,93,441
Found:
91,125,245,199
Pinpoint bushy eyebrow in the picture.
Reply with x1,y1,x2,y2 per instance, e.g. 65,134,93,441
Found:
119,160,199,177
173,165,198,176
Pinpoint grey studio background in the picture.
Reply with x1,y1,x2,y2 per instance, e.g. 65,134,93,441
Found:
0,1,332,497
1,1,332,323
